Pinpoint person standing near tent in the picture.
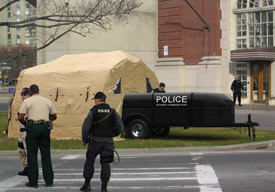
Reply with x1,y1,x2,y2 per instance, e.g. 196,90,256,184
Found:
231,76,244,106
18,84,57,188
81,91,123,192
153,82,166,93
16,87,30,176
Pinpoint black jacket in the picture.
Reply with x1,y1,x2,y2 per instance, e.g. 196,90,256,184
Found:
82,103,124,144
231,80,244,92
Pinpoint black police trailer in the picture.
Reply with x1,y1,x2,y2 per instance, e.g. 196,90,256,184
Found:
122,92,259,139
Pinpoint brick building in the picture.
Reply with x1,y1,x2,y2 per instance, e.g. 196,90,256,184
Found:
36,0,275,104
156,0,275,104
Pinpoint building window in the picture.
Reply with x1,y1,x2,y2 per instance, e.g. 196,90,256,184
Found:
8,12,11,18
25,25,36,32
31,39,36,44
31,10,36,15
7,34,11,39
26,39,37,45
236,0,274,49
25,3,31,8
238,0,274,9
30,10,36,15
235,62,249,97
25,32,36,38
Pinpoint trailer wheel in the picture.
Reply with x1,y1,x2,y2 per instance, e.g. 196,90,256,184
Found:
128,119,149,139
151,127,170,137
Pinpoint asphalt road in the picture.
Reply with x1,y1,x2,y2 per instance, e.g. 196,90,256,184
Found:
235,110,275,131
0,93,12,112
0,151,274,192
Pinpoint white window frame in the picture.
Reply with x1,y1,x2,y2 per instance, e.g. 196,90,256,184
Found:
234,0,275,48
25,32,30,37
235,62,250,97
25,40,30,44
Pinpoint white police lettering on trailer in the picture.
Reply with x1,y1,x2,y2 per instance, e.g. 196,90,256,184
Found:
156,95,188,107
98,109,110,113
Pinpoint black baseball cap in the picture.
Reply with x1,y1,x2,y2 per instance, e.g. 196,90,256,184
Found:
92,92,106,100
159,82,165,87
20,87,29,95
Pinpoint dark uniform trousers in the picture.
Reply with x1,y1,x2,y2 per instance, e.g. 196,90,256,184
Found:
233,91,242,105
26,123,53,185
83,139,114,185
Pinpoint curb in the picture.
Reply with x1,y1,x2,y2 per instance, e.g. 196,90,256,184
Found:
0,140,274,156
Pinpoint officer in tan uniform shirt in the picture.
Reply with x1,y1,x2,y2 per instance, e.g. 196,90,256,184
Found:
16,87,30,176
18,84,57,188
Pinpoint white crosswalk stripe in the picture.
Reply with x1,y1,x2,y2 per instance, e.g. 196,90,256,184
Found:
61,155,81,160
2,154,223,192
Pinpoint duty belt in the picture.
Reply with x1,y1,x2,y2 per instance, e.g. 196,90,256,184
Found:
20,128,26,132
33,120,49,124
29,120,49,124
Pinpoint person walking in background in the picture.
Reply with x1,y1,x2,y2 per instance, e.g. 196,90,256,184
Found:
153,82,166,93
81,91,124,192
18,84,57,188
231,76,244,106
16,87,30,176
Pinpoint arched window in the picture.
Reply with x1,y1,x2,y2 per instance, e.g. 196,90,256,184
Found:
238,0,274,9
236,0,274,48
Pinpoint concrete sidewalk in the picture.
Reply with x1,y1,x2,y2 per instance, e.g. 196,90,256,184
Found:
235,103,275,111
0,140,274,156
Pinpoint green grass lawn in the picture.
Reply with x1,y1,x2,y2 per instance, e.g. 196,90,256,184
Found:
1,111,274,150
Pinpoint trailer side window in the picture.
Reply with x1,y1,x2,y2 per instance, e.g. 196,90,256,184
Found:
146,78,153,93
113,75,121,94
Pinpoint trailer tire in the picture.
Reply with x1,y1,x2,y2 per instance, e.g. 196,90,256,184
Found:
128,119,150,139
151,127,170,137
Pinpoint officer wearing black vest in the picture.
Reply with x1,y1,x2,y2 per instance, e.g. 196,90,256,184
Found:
81,92,124,192
231,76,244,106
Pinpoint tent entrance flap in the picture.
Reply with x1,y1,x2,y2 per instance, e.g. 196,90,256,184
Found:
114,75,121,94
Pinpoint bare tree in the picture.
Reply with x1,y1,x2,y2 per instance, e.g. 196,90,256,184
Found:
0,45,36,81
0,0,143,62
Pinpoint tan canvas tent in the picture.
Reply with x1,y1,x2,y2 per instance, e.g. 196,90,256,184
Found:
8,51,159,139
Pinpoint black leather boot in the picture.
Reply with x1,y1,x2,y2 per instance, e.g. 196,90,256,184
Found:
18,167,28,176
101,184,109,192
80,184,91,192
